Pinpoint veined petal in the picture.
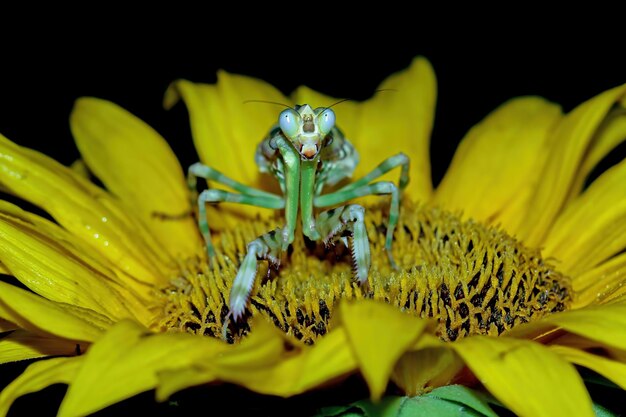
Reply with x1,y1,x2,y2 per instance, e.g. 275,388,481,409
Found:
542,158,626,276
433,97,561,234
340,300,429,400
566,101,626,201
158,317,358,400
0,200,155,319
391,347,463,396
0,356,82,417
0,213,138,321
550,345,626,390
154,315,285,400
71,98,203,260
506,299,626,351
453,336,593,417
0,281,110,342
219,326,357,397
59,320,227,417
571,251,626,308
165,76,287,226
165,74,290,187
294,57,437,202
0,329,82,364
0,134,170,285
519,84,626,247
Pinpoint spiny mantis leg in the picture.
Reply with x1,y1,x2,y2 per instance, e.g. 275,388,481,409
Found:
187,162,284,258
229,227,284,321
315,181,400,269
228,136,299,323
315,204,371,283
314,153,409,268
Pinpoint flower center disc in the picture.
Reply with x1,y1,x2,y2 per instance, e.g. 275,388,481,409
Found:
157,202,571,344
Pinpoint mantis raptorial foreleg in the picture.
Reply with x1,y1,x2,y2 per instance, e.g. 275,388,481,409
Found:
315,182,399,267
230,227,284,320
314,153,409,268
315,204,371,284
188,162,284,257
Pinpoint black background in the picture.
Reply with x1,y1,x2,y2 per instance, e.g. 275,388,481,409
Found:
1,29,625,416
2,35,624,187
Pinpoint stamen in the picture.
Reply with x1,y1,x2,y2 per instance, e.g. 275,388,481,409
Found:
155,202,571,344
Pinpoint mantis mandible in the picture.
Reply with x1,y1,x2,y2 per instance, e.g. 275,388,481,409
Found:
188,104,409,320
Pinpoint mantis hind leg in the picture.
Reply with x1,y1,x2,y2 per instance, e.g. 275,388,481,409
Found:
229,227,284,321
315,204,371,284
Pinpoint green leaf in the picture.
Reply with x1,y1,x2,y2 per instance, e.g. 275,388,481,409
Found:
593,402,619,417
425,385,498,417
316,397,403,417
399,397,485,417
315,392,496,417
355,397,405,417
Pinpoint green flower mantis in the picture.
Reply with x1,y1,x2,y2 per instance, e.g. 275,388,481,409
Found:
189,104,409,320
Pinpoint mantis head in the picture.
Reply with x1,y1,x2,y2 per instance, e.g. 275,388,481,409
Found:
278,104,335,160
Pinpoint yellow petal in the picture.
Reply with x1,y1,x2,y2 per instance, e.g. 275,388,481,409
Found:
519,84,626,247
0,281,110,342
571,252,626,308
551,345,626,390
566,102,626,201
0,134,169,285
433,97,561,234
157,317,358,400
453,336,593,417
391,347,463,396
0,200,154,321
294,57,437,202
542,158,626,276
155,315,284,400
0,213,137,321
166,73,291,187
0,329,82,364
155,368,216,403
0,356,82,417
165,76,287,227
58,319,226,417
507,299,626,351
71,98,202,259
221,321,357,397
340,299,429,400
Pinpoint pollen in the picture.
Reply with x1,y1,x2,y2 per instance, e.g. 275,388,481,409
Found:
155,202,572,344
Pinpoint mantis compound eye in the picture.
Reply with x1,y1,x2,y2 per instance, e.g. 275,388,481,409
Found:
318,109,336,135
279,109,300,138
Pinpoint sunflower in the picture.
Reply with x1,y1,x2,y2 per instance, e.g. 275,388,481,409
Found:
0,56,625,417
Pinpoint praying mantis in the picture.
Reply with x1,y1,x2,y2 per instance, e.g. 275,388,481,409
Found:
188,103,410,321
